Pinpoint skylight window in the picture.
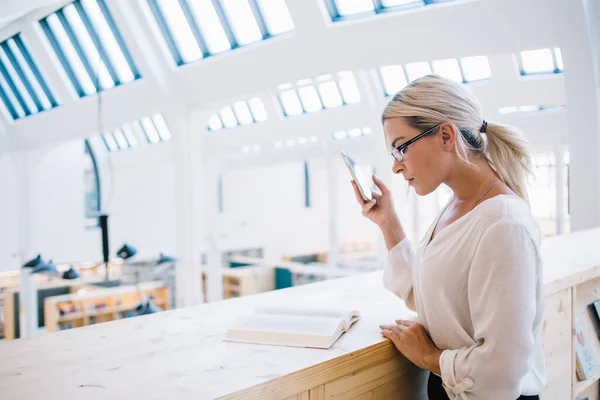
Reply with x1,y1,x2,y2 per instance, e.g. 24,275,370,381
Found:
379,65,407,96
518,48,563,75
40,0,140,98
498,105,565,114
326,0,449,21
0,34,58,120
139,114,172,143
278,71,360,117
332,126,372,141
405,62,432,82
432,59,462,82
208,97,269,130
148,0,294,66
460,56,491,81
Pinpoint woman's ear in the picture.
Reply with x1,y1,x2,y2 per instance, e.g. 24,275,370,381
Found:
439,122,456,151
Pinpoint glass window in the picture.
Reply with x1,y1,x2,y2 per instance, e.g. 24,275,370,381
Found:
0,47,37,113
298,85,323,112
152,114,171,140
208,114,224,130
318,80,344,108
248,97,268,121
337,71,360,103
405,62,431,82
382,0,420,5
432,59,462,82
380,65,407,95
156,0,202,63
335,0,374,16
279,89,303,116
140,117,160,143
256,0,294,35
103,133,118,150
232,100,254,124
122,124,137,146
219,105,238,127
221,0,263,45
112,129,129,149
554,47,563,71
188,0,231,54
520,49,554,74
460,55,491,81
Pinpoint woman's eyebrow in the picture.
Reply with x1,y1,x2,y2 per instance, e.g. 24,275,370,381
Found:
391,137,405,148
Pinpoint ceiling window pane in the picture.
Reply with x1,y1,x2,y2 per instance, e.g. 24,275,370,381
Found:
380,65,407,95
298,85,323,112
81,0,135,83
221,0,263,45
460,55,491,81
520,49,554,74
140,118,160,143
248,97,267,121
335,0,374,16
112,129,129,149
103,133,118,150
208,114,224,130
0,48,37,113
188,0,231,54
382,0,420,6
63,4,114,90
405,62,431,82
152,114,171,140
554,48,563,71
432,59,462,82
44,14,97,95
279,90,303,116
156,0,202,63
5,39,52,110
232,100,254,124
318,80,344,108
122,124,137,146
0,71,25,118
337,71,360,103
256,0,294,35
219,105,238,127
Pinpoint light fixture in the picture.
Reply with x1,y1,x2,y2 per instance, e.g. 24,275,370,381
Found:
157,253,178,265
117,243,137,259
62,266,80,280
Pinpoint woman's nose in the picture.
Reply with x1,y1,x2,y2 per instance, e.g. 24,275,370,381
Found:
392,158,403,175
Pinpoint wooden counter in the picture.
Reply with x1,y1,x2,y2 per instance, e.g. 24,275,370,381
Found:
2,228,600,399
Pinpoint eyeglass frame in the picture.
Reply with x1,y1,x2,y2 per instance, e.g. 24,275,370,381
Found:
390,123,442,163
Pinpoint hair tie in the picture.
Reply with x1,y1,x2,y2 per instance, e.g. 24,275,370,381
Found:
480,120,488,134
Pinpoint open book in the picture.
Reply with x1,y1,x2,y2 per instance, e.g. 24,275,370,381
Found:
224,306,361,349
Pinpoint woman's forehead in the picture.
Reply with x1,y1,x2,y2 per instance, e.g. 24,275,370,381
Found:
384,117,412,147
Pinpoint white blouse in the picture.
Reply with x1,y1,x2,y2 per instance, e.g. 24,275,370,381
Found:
384,195,547,400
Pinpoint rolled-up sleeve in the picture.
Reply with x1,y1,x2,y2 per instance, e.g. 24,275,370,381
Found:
383,238,417,311
439,219,540,400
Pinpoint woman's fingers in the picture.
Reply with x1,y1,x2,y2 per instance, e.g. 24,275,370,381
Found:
372,174,390,195
351,180,367,205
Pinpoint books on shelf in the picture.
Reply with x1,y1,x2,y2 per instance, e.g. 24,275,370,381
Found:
588,299,600,338
575,317,598,381
224,306,360,349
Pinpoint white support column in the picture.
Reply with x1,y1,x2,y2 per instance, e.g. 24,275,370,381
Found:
555,144,565,235
204,160,224,302
327,154,340,267
11,151,35,265
559,0,600,231
172,110,203,308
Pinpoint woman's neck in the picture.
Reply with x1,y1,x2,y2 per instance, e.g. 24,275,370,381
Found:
445,157,500,204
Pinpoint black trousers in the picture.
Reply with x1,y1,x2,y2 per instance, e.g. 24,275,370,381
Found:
427,372,540,400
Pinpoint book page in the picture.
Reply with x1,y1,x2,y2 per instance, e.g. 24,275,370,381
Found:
232,314,341,336
255,306,359,328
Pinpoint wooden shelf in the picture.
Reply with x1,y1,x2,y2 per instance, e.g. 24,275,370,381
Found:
57,313,85,323
574,367,600,396
44,282,170,333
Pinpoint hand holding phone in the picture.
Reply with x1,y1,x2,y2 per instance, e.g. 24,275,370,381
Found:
341,151,373,201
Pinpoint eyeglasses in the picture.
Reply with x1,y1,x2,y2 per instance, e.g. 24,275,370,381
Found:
390,124,441,163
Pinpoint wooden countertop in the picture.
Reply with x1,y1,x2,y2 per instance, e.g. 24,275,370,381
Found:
2,227,600,399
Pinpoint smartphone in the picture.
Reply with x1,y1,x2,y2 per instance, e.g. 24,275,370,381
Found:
341,151,373,201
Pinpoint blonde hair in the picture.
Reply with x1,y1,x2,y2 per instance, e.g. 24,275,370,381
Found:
382,74,532,203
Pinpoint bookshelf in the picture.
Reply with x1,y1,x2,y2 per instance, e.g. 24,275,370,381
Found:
44,282,169,333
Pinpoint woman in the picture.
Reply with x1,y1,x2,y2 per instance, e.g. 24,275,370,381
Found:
351,75,546,399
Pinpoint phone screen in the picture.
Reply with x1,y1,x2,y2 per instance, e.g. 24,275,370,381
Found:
341,152,373,201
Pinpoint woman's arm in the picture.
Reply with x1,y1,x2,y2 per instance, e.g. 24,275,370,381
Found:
439,219,540,399
382,217,416,311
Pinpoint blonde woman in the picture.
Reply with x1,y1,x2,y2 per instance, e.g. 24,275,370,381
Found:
351,75,546,400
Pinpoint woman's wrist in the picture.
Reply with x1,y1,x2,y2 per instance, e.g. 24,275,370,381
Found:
380,216,405,251
425,348,443,376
